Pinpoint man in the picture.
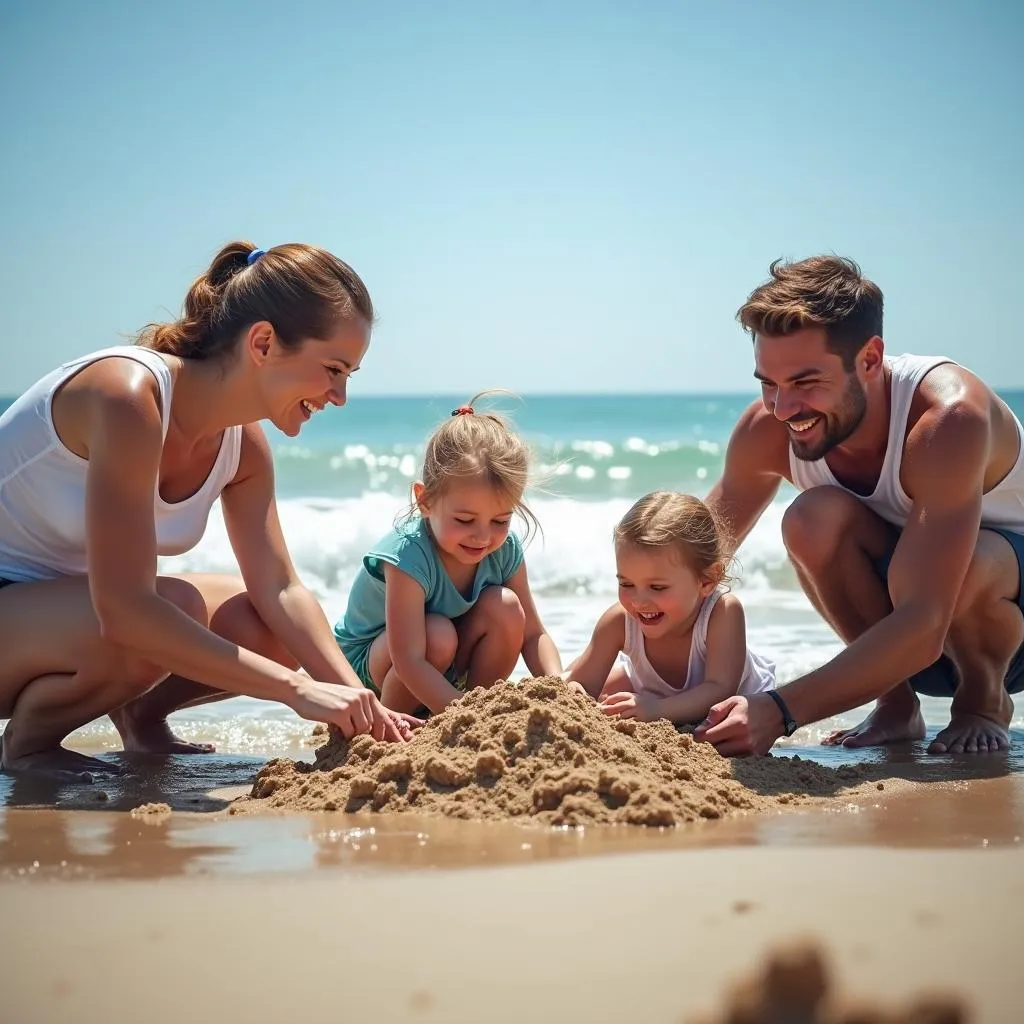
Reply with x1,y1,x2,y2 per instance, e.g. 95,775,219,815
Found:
694,255,1024,757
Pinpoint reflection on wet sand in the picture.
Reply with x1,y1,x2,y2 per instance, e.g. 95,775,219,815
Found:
0,730,1021,882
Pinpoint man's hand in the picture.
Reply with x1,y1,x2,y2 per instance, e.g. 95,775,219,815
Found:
694,693,784,756
598,690,660,721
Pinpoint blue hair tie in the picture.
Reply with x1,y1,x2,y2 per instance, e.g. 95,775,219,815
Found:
247,248,265,266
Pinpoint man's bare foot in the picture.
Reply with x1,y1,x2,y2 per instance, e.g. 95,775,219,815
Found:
109,706,215,755
823,687,926,747
0,737,116,782
928,690,1013,754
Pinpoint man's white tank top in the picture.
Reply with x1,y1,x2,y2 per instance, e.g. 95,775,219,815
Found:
618,590,776,699
788,353,1024,532
0,346,242,582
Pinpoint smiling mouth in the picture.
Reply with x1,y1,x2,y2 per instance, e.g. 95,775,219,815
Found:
301,399,323,418
786,416,821,434
636,610,664,625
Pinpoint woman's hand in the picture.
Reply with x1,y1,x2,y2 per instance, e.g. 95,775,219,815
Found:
289,676,407,742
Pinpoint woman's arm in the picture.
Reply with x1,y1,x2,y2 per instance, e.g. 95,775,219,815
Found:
384,564,464,713
504,562,562,677
601,595,746,723
81,361,395,738
220,424,367,688
565,605,626,697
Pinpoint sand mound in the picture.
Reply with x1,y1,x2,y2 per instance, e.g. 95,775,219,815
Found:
690,939,968,1023
236,677,868,827
130,802,172,819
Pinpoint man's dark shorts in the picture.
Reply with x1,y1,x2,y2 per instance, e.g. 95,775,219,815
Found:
875,527,1024,697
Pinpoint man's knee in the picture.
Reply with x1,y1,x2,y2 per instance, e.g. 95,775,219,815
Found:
424,615,459,670
781,487,864,565
954,530,1021,621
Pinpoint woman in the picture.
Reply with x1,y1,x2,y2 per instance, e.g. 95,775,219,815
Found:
0,240,412,779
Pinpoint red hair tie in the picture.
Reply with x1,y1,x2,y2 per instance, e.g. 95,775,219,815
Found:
451,405,474,416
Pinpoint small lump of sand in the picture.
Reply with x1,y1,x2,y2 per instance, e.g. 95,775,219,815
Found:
689,939,969,1023
130,802,172,819
238,678,866,827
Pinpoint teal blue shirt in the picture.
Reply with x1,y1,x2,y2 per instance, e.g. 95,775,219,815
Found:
334,517,524,686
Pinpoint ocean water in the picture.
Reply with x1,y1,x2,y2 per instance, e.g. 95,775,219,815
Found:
3,390,1024,754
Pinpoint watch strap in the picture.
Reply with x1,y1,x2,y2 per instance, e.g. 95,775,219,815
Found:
765,689,798,737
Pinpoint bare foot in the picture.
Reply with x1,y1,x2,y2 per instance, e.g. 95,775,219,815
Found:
109,706,215,755
0,737,116,782
823,688,926,748
928,705,1012,755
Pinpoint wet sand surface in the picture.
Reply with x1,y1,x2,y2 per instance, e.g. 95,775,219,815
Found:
2,730,1023,1022
1,729,1022,879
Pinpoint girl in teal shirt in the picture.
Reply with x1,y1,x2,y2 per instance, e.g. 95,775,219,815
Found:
335,395,562,714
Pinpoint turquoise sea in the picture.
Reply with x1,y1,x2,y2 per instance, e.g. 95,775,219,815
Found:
2,388,1023,752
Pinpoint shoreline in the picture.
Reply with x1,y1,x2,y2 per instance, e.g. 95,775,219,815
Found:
2,763,1022,882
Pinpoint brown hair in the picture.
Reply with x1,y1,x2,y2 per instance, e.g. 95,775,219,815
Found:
737,255,883,369
137,240,374,361
614,491,734,586
407,391,541,542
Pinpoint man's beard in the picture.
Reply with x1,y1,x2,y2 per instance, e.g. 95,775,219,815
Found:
789,374,867,462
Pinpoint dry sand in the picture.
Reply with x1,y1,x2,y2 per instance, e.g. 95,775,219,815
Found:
236,677,880,825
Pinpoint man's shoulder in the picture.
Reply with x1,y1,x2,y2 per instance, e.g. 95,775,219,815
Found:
909,359,994,435
727,398,791,477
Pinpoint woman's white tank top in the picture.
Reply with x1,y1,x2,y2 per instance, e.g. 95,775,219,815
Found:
618,590,776,698
0,346,242,582
788,353,1024,531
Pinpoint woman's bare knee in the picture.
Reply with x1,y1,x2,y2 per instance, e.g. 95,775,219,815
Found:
155,576,209,627
209,591,298,668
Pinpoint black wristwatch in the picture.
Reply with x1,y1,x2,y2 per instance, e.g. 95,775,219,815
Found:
765,690,798,737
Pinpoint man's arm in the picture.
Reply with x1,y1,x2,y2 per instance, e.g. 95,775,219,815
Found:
780,400,987,724
699,395,991,755
706,400,789,550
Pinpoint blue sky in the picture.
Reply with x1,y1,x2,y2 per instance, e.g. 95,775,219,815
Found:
2,0,1021,396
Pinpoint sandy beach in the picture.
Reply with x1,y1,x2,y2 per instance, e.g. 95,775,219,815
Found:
1,839,1021,1022
2,691,1023,1023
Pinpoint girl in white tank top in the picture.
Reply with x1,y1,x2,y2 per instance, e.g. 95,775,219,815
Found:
565,491,775,725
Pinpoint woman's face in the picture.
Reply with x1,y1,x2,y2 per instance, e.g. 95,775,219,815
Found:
259,318,370,437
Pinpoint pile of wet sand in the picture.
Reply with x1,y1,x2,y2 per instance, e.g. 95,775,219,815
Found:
236,677,874,827
690,939,968,1023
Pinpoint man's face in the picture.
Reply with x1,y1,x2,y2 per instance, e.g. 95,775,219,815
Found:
753,327,868,461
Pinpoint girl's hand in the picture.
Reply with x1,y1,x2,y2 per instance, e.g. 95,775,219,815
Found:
598,690,660,722
290,676,406,742
387,710,424,741
566,680,592,700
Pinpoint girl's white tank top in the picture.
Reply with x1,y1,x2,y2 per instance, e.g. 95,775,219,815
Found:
619,590,776,698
